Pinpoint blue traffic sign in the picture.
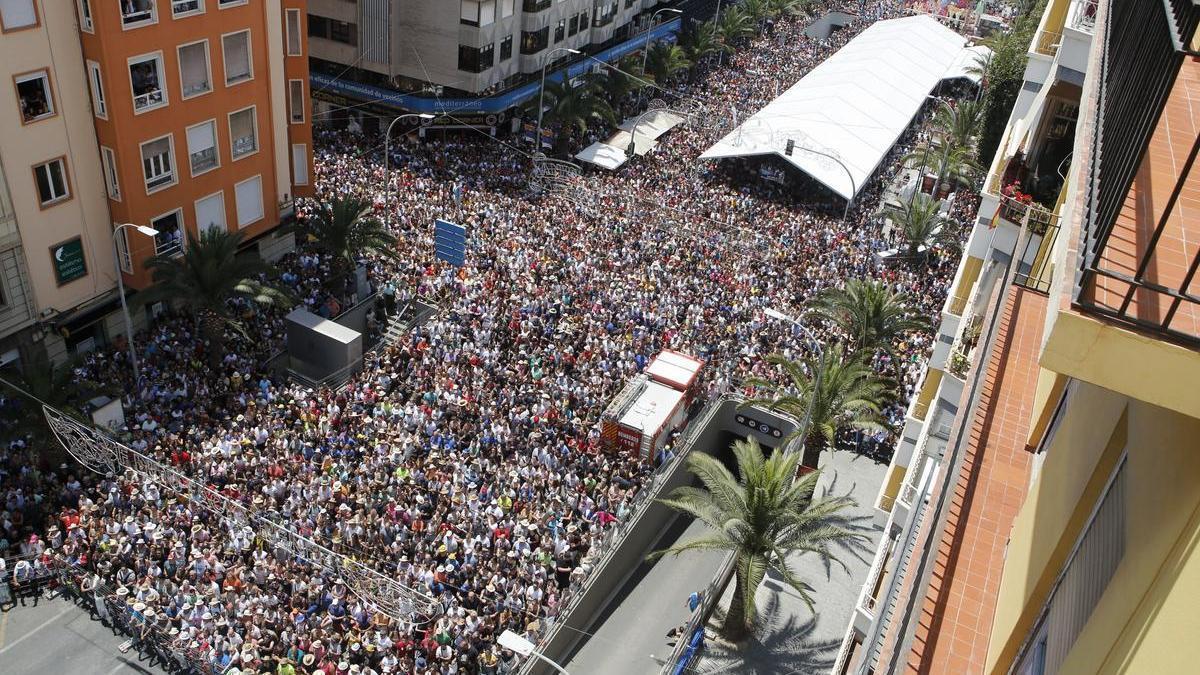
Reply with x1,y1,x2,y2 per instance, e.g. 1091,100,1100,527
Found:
435,219,467,267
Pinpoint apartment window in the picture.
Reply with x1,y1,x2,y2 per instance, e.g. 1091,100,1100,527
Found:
116,229,132,273
140,135,176,192
217,0,246,7
522,0,550,12
457,44,494,73
624,0,634,8
520,27,548,55
568,15,578,36
120,0,157,28
292,144,308,186
329,20,355,46
234,175,263,228
460,0,495,26
229,106,258,159
177,40,211,98
1,0,39,31
222,30,252,85
186,119,218,175
15,70,54,124
579,11,588,29
195,191,225,235
33,158,70,207
87,61,107,118
129,52,167,112
501,0,513,18
78,0,94,31
288,79,304,123
308,14,327,38
499,35,512,61
151,210,183,257
101,146,120,200
286,8,302,55
554,19,564,43
172,0,201,16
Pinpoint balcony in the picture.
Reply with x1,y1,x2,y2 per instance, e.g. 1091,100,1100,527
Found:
522,0,550,12
1068,0,1097,33
121,0,156,26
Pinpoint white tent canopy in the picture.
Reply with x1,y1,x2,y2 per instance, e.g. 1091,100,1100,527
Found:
700,15,982,201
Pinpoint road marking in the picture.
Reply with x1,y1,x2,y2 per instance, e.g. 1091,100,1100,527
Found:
0,606,71,655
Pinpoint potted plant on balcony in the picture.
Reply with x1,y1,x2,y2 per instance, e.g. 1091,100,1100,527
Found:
1000,180,1033,223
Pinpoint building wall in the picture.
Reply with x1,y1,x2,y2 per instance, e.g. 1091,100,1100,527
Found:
985,380,1200,673
79,0,305,289
0,0,117,316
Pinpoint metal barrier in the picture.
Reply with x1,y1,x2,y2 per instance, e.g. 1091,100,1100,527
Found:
660,552,736,675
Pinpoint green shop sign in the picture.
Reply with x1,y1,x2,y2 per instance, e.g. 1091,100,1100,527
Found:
52,237,87,285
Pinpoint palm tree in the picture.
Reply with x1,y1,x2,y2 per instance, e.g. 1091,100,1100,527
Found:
683,20,729,65
766,0,813,18
1,355,103,441
742,0,771,26
745,348,892,469
890,193,960,260
140,229,293,364
590,54,649,105
809,279,929,354
644,42,692,85
301,196,399,288
651,437,860,641
932,100,984,152
718,7,756,46
539,77,617,152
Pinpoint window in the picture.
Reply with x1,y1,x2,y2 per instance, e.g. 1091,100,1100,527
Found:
186,120,218,175
292,144,308,186
520,27,548,55
568,15,578,36
460,0,479,26
499,35,512,61
222,30,252,85
140,135,176,192
479,0,494,26
120,0,156,28
580,11,588,29
33,158,70,207
87,61,106,118
286,8,302,55
228,106,258,159
1,0,39,31
78,0,94,31
457,44,494,73
625,0,634,7
234,175,263,227
101,146,120,200
288,79,304,123
116,228,132,273
329,20,355,45
217,0,246,7
554,19,564,43
195,191,226,235
522,0,550,12
129,52,167,112
501,0,513,18
177,40,211,98
15,70,54,124
172,0,201,16
151,210,183,257
308,14,327,38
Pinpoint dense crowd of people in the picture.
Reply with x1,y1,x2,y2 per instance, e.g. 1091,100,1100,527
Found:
1,2,987,673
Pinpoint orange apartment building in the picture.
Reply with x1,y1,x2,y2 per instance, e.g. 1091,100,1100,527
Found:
76,0,314,289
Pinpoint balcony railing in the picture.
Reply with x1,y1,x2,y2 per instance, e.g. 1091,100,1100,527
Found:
190,148,217,173
121,1,155,26
172,0,200,14
233,136,256,157
133,87,164,111
1034,30,1062,56
522,0,551,12
1070,0,1098,32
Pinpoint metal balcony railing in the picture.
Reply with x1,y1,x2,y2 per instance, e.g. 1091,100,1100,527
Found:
1035,30,1062,56
1070,0,1098,32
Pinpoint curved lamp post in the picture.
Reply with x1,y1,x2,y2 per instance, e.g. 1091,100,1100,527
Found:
534,47,582,151
111,223,160,387
384,113,434,229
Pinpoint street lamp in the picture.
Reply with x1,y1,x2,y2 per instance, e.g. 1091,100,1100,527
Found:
498,630,571,675
639,8,683,102
786,142,857,222
384,113,434,229
763,307,823,466
534,47,582,152
111,223,159,387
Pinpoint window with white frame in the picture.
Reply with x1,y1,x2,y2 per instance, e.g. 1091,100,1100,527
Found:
140,135,176,192
195,191,226,235
177,40,211,97
217,0,246,7
33,158,70,206
186,120,218,175
288,80,304,123
116,228,132,273
222,30,252,85
292,144,308,185
501,0,513,18
101,146,120,200
229,106,257,159
15,70,54,124
172,0,202,16
234,175,263,227
87,61,107,118
151,210,183,256
0,0,38,31
78,0,94,31
129,52,167,112
286,9,302,55
120,0,156,27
